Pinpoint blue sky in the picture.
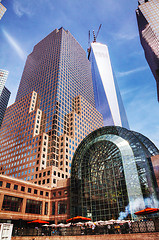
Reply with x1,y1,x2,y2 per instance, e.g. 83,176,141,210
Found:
1,0,159,147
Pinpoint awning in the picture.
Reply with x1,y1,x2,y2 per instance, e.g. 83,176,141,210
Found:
27,220,49,224
134,207,159,215
66,216,91,223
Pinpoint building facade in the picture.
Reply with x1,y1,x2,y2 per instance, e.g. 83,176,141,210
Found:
0,1,6,20
0,28,103,187
0,69,10,127
0,69,8,96
70,126,159,221
0,175,70,226
0,86,11,127
151,154,159,188
136,0,159,101
89,42,129,128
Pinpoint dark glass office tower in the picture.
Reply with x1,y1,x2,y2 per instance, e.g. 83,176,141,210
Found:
0,86,10,127
136,0,159,101
0,69,10,127
0,28,103,187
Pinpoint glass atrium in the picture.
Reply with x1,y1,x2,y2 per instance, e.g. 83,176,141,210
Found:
70,126,159,221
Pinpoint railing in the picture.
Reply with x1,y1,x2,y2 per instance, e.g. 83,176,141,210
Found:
12,219,159,236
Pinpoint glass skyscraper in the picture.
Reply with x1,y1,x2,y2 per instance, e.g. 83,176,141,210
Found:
89,42,129,128
0,69,10,127
0,28,103,187
136,0,159,101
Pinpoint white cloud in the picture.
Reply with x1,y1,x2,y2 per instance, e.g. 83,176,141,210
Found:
12,0,54,17
2,29,26,61
114,32,138,41
116,66,148,77
120,87,140,97
13,0,33,17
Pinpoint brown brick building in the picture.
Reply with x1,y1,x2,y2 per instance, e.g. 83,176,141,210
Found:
0,175,70,224
0,28,103,188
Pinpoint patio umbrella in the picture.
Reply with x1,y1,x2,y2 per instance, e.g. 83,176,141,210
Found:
106,219,116,225
95,220,105,225
27,220,49,224
76,222,84,226
65,223,71,228
50,224,57,227
134,207,159,215
85,221,94,226
42,224,50,227
66,216,91,223
57,223,65,228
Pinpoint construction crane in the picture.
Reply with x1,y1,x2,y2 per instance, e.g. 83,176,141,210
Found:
87,24,102,59
94,24,102,42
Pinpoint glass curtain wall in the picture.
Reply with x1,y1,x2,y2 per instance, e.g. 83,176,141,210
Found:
70,126,159,220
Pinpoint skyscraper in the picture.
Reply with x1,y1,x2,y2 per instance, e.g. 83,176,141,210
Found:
0,69,8,95
0,86,10,127
136,0,159,101
0,69,10,127
0,28,103,187
0,1,6,20
89,41,129,128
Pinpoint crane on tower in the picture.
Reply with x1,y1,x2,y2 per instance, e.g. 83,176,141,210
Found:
87,24,102,59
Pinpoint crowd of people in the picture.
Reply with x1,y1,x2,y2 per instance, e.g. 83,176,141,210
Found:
47,221,132,236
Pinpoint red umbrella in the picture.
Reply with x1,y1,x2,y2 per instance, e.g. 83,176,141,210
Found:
134,207,159,215
27,220,49,224
66,216,91,223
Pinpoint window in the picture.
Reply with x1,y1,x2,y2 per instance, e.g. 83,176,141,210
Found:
58,191,61,196
52,202,55,215
40,191,43,196
58,201,67,214
34,189,37,194
6,183,11,189
14,185,18,190
28,188,31,193
47,178,50,183
25,199,42,214
21,186,25,191
46,192,49,197
53,179,56,184
44,202,48,215
2,195,23,212
0,181,3,187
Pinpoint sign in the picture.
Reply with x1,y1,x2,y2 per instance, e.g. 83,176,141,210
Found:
0,223,13,240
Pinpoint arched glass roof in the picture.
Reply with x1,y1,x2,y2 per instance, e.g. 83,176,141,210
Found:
70,126,159,220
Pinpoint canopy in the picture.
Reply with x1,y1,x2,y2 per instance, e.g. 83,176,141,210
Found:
134,207,159,215
66,216,91,223
27,220,49,224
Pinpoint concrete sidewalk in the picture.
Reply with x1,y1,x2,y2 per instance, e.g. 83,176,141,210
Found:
12,232,159,240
